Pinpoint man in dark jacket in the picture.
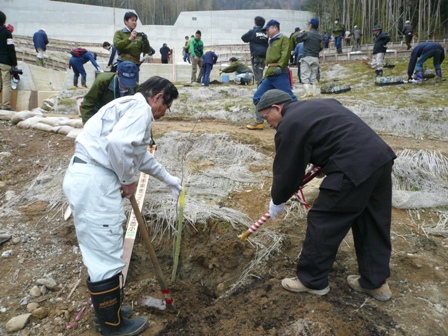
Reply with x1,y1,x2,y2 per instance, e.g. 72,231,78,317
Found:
201,49,218,86
407,42,444,84
257,89,396,302
33,28,48,67
103,41,118,72
0,11,18,110
160,43,171,64
332,18,345,54
241,16,269,86
81,61,139,124
372,25,390,77
295,18,323,97
402,20,413,50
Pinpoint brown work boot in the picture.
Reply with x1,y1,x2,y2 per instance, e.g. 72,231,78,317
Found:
281,277,330,295
347,275,392,301
246,121,264,130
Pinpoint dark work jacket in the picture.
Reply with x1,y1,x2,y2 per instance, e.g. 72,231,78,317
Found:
0,26,17,66
33,29,48,51
373,31,390,54
407,42,445,77
271,99,396,204
402,24,413,35
241,26,268,58
202,51,218,66
296,28,323,57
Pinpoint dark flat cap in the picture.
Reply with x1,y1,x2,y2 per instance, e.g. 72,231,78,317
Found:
257,89,293,112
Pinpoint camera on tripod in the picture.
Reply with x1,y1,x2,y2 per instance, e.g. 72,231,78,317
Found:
9,67,23,76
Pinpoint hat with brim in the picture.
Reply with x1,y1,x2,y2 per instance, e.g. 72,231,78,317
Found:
257,89,293,112
262,19,280,31
117,61,139,88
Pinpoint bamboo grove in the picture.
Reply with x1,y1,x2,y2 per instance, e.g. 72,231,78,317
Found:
55,0,448,42
302,0,448,42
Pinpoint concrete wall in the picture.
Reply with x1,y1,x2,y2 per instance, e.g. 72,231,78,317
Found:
2,0,312,56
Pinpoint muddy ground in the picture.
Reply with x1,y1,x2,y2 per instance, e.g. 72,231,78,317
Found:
1,61,448,335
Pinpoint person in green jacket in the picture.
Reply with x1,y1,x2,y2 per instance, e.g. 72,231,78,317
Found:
220,57,254,85
113,11,149,81
190,30,204,83
81,61,139,124
332,18,345,54
247,19,297,130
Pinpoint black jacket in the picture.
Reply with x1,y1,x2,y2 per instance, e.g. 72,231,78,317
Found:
407,42,445,77
0,26,17,67
241,26,268,58
373,31,390,54
272,99,396,204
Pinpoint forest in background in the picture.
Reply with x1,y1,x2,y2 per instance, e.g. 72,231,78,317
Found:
54,0,448,41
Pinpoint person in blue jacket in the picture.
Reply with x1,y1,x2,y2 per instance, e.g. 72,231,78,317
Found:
294,42,304,82
323,32,330,49
69,51,103,88
407,42,444,84
201,49,218,86
33,28,48,67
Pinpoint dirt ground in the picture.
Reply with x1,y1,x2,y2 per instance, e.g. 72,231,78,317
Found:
1,107,447,336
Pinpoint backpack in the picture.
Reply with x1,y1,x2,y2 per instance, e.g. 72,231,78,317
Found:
70,48,88,58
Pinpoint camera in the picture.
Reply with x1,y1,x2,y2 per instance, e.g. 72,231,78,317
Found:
10,67,23,75
136,32,146,37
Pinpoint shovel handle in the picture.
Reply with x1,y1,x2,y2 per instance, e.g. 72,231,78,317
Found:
129,195,174,305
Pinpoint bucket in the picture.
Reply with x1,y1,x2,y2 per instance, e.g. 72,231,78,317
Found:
221,74,230,83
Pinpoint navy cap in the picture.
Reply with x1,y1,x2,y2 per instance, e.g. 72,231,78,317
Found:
262,19,280,31
295,26,301,31
117,61,139,88
309,18,319,28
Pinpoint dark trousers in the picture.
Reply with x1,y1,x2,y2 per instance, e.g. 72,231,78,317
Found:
202,63,212,86
297,161,393,290
405,35,412,50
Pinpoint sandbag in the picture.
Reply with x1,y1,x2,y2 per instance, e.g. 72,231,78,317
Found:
375,76,405,86
58,126,74,135
17,116,44,129
320,80,351,94
11,111,43,125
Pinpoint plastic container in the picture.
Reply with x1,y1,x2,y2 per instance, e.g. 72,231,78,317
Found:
221,74,230,83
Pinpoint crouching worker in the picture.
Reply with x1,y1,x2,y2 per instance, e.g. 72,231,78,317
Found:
407,42,444,84
257,89,396,301
63,76,182,336
220,57,254,85
81,61,139,124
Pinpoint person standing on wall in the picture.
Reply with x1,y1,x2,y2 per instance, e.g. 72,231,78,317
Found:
33,28,48,67
113,11,150,82
183,36,191,63
190,30,204,84
402,20,414,51
351,26,362,51
241,16,269,87
332,18,345,54
0,11,18,111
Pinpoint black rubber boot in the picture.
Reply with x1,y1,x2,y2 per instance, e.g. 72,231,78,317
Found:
87,273,148,336
93,306,133,332
337,47,342,54
375,69,383,77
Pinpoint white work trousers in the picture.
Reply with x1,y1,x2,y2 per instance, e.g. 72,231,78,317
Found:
63,157,126,282
371,53,385,70
300,56,320,85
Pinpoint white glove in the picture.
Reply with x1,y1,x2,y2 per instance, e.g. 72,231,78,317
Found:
163,174,182,196
98,68,104,73
269,199,285,219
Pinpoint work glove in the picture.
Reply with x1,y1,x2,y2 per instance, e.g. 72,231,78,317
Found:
163,174,182,196
98,68,104,73
269,199,285,219
273,66,282,76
